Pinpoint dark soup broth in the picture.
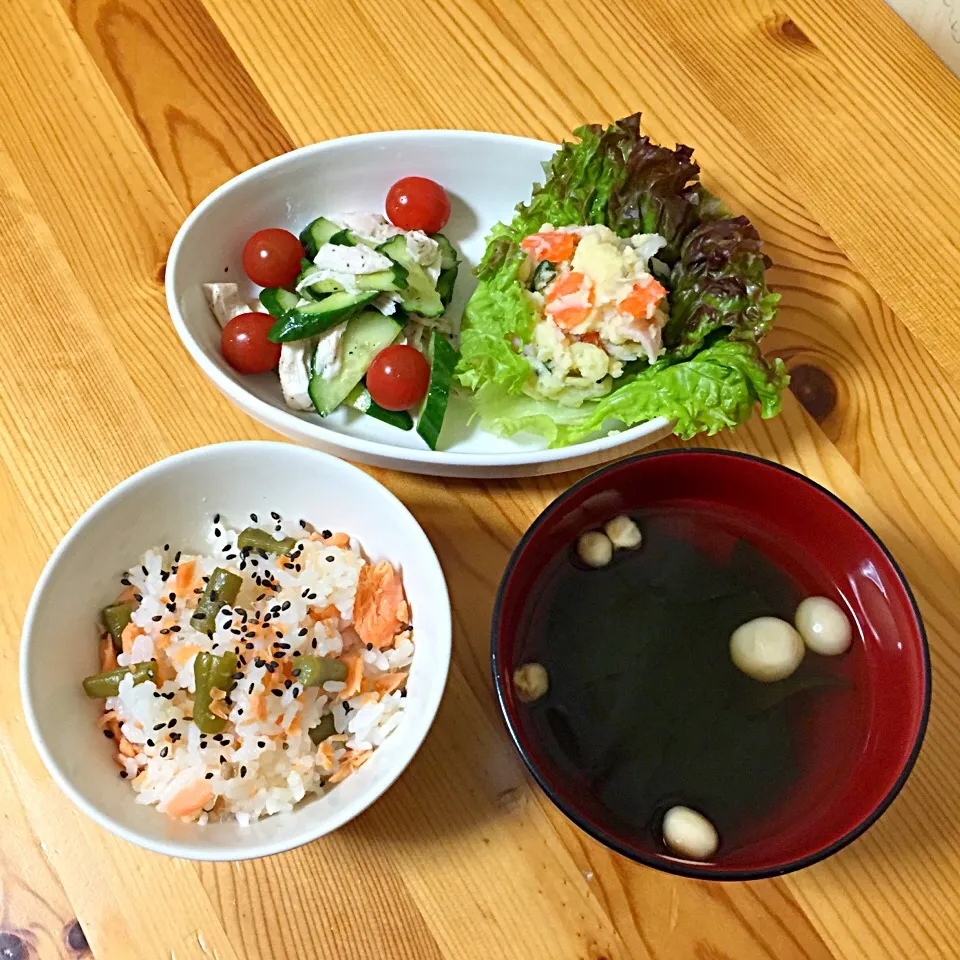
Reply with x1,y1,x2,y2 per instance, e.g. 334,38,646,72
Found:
512,505,868,864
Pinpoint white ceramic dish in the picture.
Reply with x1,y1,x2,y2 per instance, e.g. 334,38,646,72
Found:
165,131,673,478
20,442,451,861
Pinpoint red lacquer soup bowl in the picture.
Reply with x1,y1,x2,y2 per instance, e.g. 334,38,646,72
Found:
492,450,930,880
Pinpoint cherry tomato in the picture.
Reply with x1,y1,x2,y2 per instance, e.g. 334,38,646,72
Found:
385,177,451,233
242,229,304,288
221,312,281,374
366,345,431,411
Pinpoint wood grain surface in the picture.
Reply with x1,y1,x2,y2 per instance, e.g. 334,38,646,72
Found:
1,0,959,957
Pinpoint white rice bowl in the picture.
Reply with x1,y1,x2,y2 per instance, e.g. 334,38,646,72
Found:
102,516,414,826
21,442,451,860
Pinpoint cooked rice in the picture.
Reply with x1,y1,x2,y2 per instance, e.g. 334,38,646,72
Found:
101,515,413,825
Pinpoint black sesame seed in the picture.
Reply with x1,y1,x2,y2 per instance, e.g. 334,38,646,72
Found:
311,639,318,649
200,741,208,750
164,543,170,551
171,732,181,742
321,529,332,539
213,514,220,524
266,662,278,673
275,525,282,533
205,772,214,779
147,739,155,747
245,642,255,650
298,627,309,637
220,755,227,764
214,527,222,537
254,658,265,668
293,650,301,657
141,565,149,576
160,571,170,582
240,765,247,777
299,519,307,528
343,703,351,713
153,692,161,699
167,718,177,728
165,692,175,700
326,556,334,563
225,554,237,561
120,577,131,586
103,729,114,739
275,651,286,659
271,689,283,697
275,632,285,641
166,603,176,612
270,511,280,520
151,614,162,622
193,588,203,595
171,625,182,633
120,770,129,778
308,593,318,601
257,740,266,748
175,550,182,562
210,590,218,602
292,687,300,698
237,707,244,716
134,593,143,602
281,600,291,612
160,746,169,758
291,668,301,678
232,672,243,680
295,563,302,573
282,742,289,751
153,722,165,731
366,643,373,651
248,683,255,694
284,679,292,689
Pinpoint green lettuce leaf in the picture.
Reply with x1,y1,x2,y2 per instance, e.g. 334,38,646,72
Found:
457,250,534,393
553,340,788,445
471,340,787,446
477,113,701,279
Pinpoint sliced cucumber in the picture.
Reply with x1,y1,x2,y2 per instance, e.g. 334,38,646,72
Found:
377,235,444,318
327,229,356,247
300,264,409,299
436,265,458,307
345,384,413,431
416,329,458,450
308,311,402,416
531,260,558,292
299,217,342,259
260,287,301,319
268,290,377,343
431,233,458,271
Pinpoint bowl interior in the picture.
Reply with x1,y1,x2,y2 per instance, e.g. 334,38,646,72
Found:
21,442,450,860
493,450,929,879
166,131,670,468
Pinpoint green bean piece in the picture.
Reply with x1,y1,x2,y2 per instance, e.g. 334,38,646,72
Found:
307,713,337,745
82,660,157,699
102,602,134,651
190,567,242,635
293,655,348,688
237,527,297,556
193,651,239,734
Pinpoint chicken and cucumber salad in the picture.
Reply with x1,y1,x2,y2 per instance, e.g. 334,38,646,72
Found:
204,176,460,449
456,113,787,445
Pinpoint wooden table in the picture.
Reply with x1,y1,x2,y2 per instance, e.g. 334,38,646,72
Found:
2,0,960,957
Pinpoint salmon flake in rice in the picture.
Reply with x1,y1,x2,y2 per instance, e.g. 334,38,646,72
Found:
85,513,414,825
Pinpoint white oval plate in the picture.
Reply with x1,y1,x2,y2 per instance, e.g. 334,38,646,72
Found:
166,131,672,478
